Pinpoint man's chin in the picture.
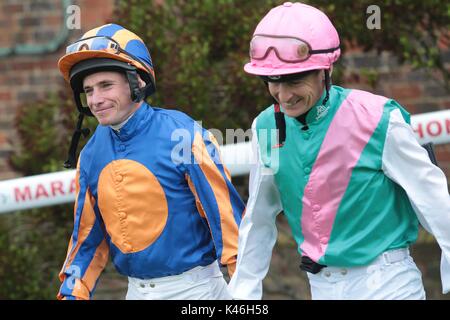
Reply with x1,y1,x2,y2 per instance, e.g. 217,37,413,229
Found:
95,117,112,126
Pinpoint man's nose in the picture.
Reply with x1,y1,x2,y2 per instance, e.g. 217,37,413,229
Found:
89,89,105,107
277,84,294,104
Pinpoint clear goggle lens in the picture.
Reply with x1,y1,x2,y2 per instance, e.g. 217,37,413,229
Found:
66,36,120,54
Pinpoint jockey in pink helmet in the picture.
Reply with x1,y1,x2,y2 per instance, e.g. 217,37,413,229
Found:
245,2,340,146
228,2,450,300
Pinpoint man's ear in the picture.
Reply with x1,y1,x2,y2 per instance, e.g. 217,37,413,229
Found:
137,75,146,88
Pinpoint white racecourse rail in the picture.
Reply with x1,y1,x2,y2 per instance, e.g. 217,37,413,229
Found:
1,110,449,214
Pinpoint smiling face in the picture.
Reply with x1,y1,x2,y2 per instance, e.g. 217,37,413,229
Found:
268,70,324,118
83,71,142,126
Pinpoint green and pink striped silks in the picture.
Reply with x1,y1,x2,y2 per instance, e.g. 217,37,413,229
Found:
256,86,418,267
299,90,387,262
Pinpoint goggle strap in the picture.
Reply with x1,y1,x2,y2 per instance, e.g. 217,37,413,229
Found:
119,48,153,76
310,46,340,55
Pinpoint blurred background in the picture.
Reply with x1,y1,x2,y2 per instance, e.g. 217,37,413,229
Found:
0,0,449,299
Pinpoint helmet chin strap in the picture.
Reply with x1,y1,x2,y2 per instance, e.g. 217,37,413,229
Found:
321,69,331,106
64,112,90,169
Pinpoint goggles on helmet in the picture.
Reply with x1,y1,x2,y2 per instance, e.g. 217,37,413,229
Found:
66,35,152,75
250,34,340,63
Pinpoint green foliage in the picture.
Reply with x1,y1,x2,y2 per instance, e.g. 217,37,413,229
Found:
10,90,97,175
1,90,97,299
117,0,281,134
360,68,380,88
0,206,73,299
310,0,450,89
116,0,449,127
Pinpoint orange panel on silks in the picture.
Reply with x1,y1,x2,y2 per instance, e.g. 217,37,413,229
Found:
97,159,168,253
192,132,238,267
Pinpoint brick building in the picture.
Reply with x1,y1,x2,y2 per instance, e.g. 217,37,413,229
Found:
1,1,449,181
0,0,115,180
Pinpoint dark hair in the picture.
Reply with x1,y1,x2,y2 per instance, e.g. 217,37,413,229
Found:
259,69,320,83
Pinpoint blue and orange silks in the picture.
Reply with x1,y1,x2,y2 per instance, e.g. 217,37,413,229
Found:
57,103,244,299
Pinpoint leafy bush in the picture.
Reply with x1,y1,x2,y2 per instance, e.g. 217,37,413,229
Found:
0,91,96,299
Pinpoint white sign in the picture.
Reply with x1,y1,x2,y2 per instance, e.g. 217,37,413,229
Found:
0,170,76,214
411,110,450,145
1,111,449,214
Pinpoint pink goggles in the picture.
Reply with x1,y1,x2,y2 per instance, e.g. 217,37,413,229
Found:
250,34,340,63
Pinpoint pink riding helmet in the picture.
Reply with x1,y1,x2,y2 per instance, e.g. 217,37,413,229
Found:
244,2,341,76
